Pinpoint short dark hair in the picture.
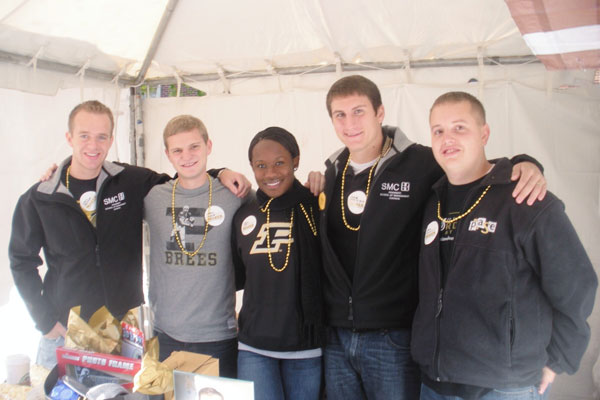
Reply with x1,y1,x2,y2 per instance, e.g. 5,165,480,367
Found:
430,91,486,125
326,75,382,117
248,126,300,162
68,100,114,134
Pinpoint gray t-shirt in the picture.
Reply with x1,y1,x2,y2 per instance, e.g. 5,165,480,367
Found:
144,177,243,342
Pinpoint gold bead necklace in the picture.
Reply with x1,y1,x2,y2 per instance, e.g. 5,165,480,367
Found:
339,135,393,231
260,198,294,272
66,165,72,190
299,204,317,236
340,155,380,231
437,185,491,224
171,174,212,257
65,165,83,204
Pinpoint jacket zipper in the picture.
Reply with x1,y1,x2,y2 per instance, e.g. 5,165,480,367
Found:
95,176,110,309
348,154,389,328
433,184,484,381
348,296,354,321
433,288,443,380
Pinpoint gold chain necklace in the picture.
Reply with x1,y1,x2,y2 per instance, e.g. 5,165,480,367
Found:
66,165,85,204
171,174,212,257
299,204,317,236
340,155,381,231
437,185,491,224
66,165,72,190
261,198,294,272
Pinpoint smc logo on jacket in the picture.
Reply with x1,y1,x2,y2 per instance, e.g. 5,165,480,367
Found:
379,181,411,201
103,191,126,211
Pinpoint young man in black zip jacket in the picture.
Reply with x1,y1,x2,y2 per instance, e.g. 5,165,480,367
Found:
8,101,250,368
411,92,597,400
313,76,549,400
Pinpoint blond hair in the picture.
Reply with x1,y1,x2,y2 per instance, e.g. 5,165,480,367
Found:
68,100,114,135
163,115,209,148
430,91,486,125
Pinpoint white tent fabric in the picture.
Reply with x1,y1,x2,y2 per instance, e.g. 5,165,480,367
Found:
1,0,540,93
0,1,599,398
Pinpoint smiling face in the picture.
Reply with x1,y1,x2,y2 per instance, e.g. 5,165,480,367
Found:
165,128,212,189
66,110,114,179
430,100,491,184
250,139,298,198
330,94,385,163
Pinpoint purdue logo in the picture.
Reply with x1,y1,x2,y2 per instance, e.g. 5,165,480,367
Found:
250,222,294,254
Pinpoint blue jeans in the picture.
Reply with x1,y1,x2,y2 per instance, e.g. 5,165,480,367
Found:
237,350,322,400
420,383,550,400
324,327,420,400
36,335,64,369
155,331,238,378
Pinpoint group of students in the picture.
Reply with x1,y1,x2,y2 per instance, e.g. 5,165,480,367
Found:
9,74,596,400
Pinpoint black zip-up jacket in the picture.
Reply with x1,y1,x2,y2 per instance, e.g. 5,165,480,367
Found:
9,157,169,334
320,126,443,330
411,158,597,389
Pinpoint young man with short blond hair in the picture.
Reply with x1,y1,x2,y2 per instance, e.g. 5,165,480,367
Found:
144,114,245,378
9,101,171,368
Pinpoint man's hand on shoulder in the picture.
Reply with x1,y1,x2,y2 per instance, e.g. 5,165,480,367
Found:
304,171,325,196
511,161,547,205
218,168,251,198
40,163,58,182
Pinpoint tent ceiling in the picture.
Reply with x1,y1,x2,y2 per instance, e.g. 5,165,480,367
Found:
0,0,596,90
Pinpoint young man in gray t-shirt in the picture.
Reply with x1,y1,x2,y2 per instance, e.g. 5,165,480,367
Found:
144,115,245,378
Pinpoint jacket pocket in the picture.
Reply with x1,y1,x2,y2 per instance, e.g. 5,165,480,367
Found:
507,303,515,367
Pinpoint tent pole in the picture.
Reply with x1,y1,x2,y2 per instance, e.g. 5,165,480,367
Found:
0,47,538,87
129,87,146,167
129,87,137,165
140,56,540,86
132,0,180,86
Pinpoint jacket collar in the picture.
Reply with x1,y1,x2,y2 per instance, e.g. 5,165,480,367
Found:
326,125,414,172
37,156,125,195
432,157,513,192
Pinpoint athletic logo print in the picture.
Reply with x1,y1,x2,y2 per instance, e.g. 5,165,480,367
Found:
250,222,294,254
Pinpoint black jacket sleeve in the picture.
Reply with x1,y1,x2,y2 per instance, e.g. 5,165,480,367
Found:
231,217,246,291
115,163,171,196
509,153,544,174
8,190,60,334
522,198,597,374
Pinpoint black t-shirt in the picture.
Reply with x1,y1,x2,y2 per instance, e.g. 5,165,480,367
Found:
438,178,483,285
327,162,373,282
428,176,490,399
63,166,98,227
